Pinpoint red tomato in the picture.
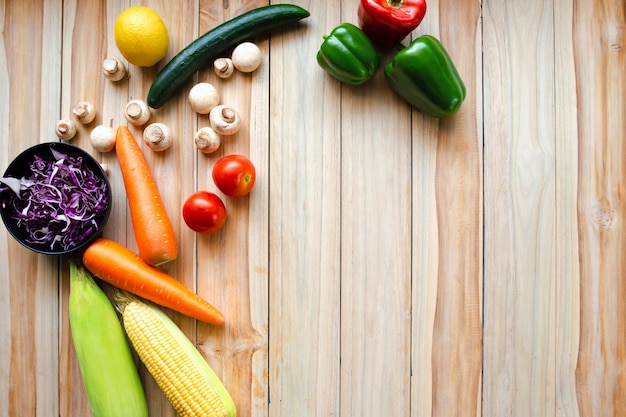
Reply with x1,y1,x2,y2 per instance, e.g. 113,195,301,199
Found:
212,154,256,198
182,191,226,234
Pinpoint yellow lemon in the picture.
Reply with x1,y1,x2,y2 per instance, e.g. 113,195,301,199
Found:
114,6,169,67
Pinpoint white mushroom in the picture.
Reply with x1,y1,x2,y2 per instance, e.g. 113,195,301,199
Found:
188,82,220,114
213,57,234,79
72,101,96,124
89,125,116,152
124,100,151,126
102,58,128,81
55,119,77,141
100,163,110,176
194,127,221,154
143,122,172,152
231,42,263,73
209,105,241,136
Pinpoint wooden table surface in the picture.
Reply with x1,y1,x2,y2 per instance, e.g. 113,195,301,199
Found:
1,0,625,416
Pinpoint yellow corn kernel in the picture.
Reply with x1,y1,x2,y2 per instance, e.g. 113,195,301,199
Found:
122,299,236,417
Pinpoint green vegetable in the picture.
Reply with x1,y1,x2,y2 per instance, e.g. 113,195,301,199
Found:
316,22,380,85
147,4,310,109
69,261,148,417
384,35,466,118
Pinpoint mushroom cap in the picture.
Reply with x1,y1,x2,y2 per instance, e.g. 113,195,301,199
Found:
188,82,220,114
231,42,262,73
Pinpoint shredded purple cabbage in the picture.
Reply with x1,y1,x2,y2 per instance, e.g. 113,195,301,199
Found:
1,146,109,251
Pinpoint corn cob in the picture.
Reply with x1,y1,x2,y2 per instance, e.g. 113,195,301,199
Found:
119,297,236,417
68,261,148,417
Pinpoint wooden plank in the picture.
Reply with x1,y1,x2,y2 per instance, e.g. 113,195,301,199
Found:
553,0,580,415
0,2,9,410
571,1,626,415
0,0,62,416
126,1,199,415
336,0,412,416
58,0,128,415
195,1,271,417
268,1,341,416
427,1,483,416
409,3,442,415
482,0,557,415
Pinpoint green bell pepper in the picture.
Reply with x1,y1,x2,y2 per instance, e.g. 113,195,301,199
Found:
384,35,466,118
317,23,380,85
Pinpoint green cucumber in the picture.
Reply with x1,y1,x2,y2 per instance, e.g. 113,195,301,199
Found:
147,4,310,109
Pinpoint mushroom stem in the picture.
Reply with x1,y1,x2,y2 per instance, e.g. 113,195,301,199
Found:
55,119,77,141
220,107,236,123
102,58,128,81
143,123,173,152
209,105,241,135
124,100,151,126
194,127,221,154
72,101,96,124
214,58,234,78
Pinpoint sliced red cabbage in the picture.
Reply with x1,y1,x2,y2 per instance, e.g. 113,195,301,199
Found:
1,146,109,251
0,177,21,195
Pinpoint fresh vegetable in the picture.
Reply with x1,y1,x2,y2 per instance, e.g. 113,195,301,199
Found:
102,58,128,81
212,154,256,198
214,58,234,79
82,238,225,325
188,82,220,114
231,42,263,73
115,295,236,417
316,23,380,85
194,127,221,154
384,35,465,118
72,101,96,124
68,261,148,417
209,105,241,135
0,177,20,195
182,191,226,234
100,163,110,176
115,125,178,265
124,100,151,126
142,122,173,152
147,4,310,108
357,0,427,47
55,119,77,141
90,125,117,152
1,146,109,251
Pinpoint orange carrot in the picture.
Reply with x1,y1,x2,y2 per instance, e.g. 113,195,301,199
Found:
115,125,178,266
83,238,224,325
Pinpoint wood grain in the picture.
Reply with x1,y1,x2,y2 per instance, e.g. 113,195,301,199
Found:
554,0,580,415
0,1,62,416
431,1,483,415
483,0,558,413
2,0,626,416
195,1,270,417
573,1,626,415
269,2,341,416
483,0,561,413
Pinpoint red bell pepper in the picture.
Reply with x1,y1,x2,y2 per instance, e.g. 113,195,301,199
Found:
357,0,427,48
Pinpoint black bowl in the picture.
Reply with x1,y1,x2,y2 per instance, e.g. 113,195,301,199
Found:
1,142,111,256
